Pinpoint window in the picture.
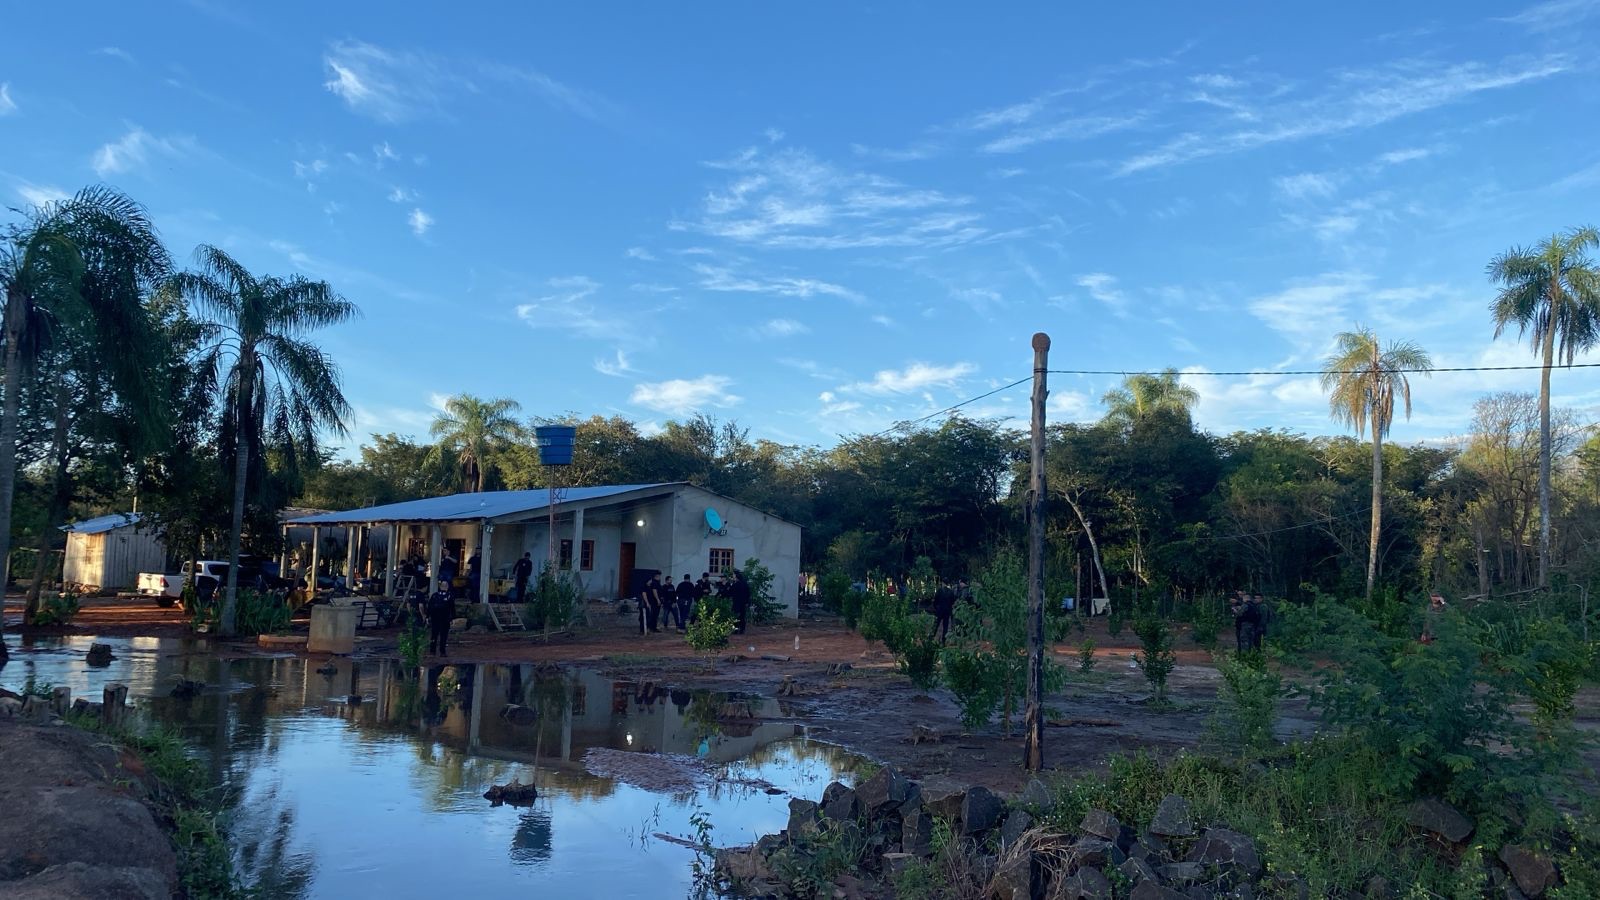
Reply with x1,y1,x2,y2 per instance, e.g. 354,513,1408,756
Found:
560,539,596,571
709,548,735,575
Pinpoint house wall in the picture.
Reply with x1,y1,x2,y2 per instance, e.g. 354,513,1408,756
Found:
505,497,675,599
63,527,167,591
668,486,802,618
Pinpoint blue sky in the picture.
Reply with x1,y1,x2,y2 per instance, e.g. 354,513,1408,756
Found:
4,1,1599,452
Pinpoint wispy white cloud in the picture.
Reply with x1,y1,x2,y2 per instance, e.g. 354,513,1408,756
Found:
693,263,862,302
95,46,137,65
1376,146,1434,165
752,318,810,339
407,208,434,236
817,390,863,416
843,361,977,396
1499,0,1600,31
0,83,14,116
389,186,417,203
630,375,741,414
15,181,68,208
593,349,635,377
1117,54,1570,175
1274,171,1340,200
91,126,195,177
1247,272,1368,356
514,276,630,340
625,246,657,262
981,113,1144,154
1076,273,1128,314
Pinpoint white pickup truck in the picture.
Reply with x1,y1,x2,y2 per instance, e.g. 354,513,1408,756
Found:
137,561,231,607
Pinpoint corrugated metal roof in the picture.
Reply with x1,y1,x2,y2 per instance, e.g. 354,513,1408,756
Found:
286,483,677,526
61,512,142,534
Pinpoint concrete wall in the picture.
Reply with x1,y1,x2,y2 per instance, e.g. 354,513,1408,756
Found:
669,485,802,618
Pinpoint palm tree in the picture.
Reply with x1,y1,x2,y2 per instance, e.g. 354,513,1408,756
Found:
0,187,169,647
1102,368,1200,426
1488,227,1600,588
1321,327,1432,600
170,246,357,636
428,395,524,492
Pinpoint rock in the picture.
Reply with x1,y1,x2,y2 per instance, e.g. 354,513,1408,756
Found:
168,680,204,700
716,847,774,887
69,698,102,719
1058,866,1113,899
1020,777,1053,812
910,724,942,744
961,786,1005,835
466,625,488,634
1140,832,1171,861
882,852,916,878
788,798,820,836
926,787,966,821
1120,857,1159,884
1365,874,1394,898
902,809,934,857
1000,809,1033,849
777,676,797,697
1,861,173,900
990,850,1038,900
1159,862,1204,886
482,779,538,806
1069,837,1116,869
1405,798,1474,845
0,696,22,717
85,643,115,667
1186,828,1262,880
1498,845,1557,898
1149,794,1196,838
499,704,538,726
1081,809,1122,841
821,784,862,823
449,616,468,631
857,766,913,815
1130,883,1190,900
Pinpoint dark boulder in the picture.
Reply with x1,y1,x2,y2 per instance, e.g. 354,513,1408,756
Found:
1186,828,1262,880
1149,794,1195,838
1497,845,1557,898
857,766,913,815
1000,809,1034,849
960,786,1005,835
1405,798,1474,845
1080,809,1122,841
1057,866,1112,899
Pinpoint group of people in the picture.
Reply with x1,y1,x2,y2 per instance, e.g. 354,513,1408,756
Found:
637,570,751,636
1229,591,1272,652
396,548,487,601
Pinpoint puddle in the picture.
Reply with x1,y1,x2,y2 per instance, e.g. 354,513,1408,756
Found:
1,636,867,898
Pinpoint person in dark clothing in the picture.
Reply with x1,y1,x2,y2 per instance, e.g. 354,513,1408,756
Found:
438,551,459,597
1229,591,1250,652
426,579,454,656
697,572,713,602
730,570,751,635
512,552,534,602
1248,594,1269,651
644,574,663,634
676,574,695,632
933,582,957,643
466,550,482,600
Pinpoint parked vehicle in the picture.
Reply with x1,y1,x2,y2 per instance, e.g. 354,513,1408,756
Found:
137,560,232,607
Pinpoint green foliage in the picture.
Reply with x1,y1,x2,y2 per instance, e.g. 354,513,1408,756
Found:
818,570,852,614
1077,638,1097,673
1106,602,1126,636
32,591,80,626
743,557,784,625
1213,652,1281,755
1188,595,1224,649
840,587,865,631
686,604,735,662
189,588,288,637
398,619,426,669
768,819,870,898
524,568,582,631
941,549,1062,731
859,587,941,690
1133,615,1176,702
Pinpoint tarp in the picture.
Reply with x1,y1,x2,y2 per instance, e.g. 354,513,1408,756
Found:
286,484,676,526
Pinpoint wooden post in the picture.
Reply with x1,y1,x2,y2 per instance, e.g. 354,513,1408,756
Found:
479,522,494,605
384,523,398,597
1024,332,1050,772
346,526,358,589
50,685,71,718
103,683,128,728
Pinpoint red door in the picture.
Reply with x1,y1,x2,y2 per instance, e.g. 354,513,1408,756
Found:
618,542,636,599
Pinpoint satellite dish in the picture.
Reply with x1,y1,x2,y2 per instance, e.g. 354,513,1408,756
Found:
704,508,723,531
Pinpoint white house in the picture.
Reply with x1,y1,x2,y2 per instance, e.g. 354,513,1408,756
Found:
61,513,167,592
286,483,804,617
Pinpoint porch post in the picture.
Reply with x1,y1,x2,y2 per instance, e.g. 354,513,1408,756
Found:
278,526,289,583
572,508,585,581
384,523,398,597
428,525,442,594
308,526,320,595
479,522,494,604
345,526,358,589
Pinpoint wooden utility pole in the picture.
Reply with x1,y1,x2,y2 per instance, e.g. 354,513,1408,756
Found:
1024,332,1050,772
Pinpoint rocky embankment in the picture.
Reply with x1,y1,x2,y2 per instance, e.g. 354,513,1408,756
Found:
716,766,1563,899
0,690,180,899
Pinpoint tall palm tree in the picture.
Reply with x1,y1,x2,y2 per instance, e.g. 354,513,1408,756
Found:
428,395,524,492
1488,226,1600,588
1102,368,1200,426
170,245,357,636
0,187,168,647
1321,327,1432,600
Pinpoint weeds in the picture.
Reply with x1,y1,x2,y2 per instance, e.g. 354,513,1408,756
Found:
32,591,81,626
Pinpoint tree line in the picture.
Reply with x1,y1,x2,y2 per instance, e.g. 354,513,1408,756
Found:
4,186,1598,640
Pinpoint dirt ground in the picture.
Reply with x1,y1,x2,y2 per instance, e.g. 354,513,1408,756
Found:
8,594,1594,799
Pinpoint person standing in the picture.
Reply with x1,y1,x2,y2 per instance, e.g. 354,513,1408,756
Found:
1249,594,1270,651
933,581,957,643
512,552,534,602
644,573,664,634
466,549,482,600
439,550,459,598
1229,591,1250,653
426,578,454,657
730,569,751,635
676,574,695,632
1422,592,1447,643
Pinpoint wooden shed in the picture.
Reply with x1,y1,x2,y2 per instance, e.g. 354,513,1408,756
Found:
61,513,167,592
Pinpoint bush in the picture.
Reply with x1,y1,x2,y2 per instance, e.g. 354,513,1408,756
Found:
860,588,941,691
941,549,1062,731
398,619,426,668
819,570,852,615
840,587,865,631
1188,595,1224,649
32,592,81,626
1213,652,1281,755
1077,638,1097,673
743,558,785,625
687,603,736,665
524,569,582,631
1133,616,1176,703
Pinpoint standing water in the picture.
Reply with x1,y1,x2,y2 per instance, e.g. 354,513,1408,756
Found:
1,636,867,898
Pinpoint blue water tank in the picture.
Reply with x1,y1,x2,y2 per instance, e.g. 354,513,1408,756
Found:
534,425,576,466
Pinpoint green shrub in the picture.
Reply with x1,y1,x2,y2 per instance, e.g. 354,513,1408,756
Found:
940,549,1062,731
743,557,785,625
1213,652,1281,755
1188,595,1224,649
524,569,583,631
32,591,81,626
1133,616,1176,703
686,603,736,665
819,570,852,614
1077,638,1097,673
398,619,426,668
840,588,864,630
860,587,941,690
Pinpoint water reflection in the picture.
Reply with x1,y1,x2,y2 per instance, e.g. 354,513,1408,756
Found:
5,637,865,899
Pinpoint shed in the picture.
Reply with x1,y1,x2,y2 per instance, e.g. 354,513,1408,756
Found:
60,513,167,592
288,482,804,617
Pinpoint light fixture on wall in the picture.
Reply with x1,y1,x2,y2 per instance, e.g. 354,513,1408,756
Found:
636,519,645,527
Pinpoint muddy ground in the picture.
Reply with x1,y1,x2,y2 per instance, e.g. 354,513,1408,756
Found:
6,594,1597,798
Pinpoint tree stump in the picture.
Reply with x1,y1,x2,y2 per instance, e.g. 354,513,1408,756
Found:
102,683,129,728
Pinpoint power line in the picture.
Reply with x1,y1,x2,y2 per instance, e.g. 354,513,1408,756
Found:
868,376,1031,437
1049,363,1600,376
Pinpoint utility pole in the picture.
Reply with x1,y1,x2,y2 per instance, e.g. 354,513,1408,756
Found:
1024,332,1050,772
